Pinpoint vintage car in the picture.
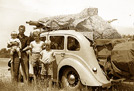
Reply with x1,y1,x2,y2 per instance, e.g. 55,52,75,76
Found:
40,30,111,90
8,30,111,90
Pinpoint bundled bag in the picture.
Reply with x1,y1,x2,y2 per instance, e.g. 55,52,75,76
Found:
111,41,134,78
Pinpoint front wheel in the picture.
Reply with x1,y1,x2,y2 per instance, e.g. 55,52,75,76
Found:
61,67,83,91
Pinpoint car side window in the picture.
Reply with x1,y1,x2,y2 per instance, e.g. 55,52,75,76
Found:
50,36,64,50
67,36,80,51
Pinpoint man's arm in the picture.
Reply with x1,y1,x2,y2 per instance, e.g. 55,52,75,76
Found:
23,42,33,51
23,40,33,51
22,46,31,51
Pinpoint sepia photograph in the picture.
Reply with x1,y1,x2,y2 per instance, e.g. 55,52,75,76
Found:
0,0,134,91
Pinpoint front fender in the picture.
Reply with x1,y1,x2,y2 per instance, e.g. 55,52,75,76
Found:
58,58,109,86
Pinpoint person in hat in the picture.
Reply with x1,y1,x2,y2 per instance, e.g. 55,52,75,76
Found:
40,39,55,88
7,31,21,62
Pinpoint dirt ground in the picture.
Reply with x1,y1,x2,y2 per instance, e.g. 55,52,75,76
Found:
0,58,11,81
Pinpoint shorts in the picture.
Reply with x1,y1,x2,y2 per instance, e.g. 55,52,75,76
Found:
41,62,53,77
30,53,40,67
10,46,20,53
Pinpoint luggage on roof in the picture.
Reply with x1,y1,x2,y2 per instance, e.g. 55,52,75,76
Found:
27,8,121,40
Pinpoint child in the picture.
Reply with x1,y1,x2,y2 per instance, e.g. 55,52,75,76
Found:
40,40,55,88
7,31,21,62
23,31,45,84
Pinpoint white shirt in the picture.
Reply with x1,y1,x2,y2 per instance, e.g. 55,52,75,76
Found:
30,41,44,53
40,50,54,64
8,38,21,48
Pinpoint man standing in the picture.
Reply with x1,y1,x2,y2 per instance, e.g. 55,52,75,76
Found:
18,25,29,83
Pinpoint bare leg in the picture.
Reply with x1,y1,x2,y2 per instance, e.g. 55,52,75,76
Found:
29,62,34,74
10,50,14,62
16,48,21,59
47,75,53,90
18,51,21,59
49,76,52,88
33,66,37,85
10,56,13,63
48,64,53,89
41,63,46,76
33,74,37,85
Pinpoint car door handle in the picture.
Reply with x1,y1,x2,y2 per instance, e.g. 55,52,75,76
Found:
61,53,65,57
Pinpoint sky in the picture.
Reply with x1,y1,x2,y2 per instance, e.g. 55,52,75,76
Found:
0,0,134,49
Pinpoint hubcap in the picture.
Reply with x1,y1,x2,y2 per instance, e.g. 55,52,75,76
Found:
68,74,76,85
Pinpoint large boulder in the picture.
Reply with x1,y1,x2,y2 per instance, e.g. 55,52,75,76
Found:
27,8,121,39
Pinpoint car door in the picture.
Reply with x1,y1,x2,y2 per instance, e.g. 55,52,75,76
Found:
49,35,65,80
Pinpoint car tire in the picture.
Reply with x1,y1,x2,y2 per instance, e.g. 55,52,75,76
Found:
61,67,83,91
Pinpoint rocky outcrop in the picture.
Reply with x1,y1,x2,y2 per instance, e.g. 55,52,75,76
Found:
27,7,121,39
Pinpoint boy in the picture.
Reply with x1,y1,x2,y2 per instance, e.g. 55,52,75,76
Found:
7,31,21,62
40,40,55,88
23,31,45,84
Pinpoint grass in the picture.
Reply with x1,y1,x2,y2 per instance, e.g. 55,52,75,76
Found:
1,76,134,91
0,69,60,91
1,69,134,91
0,58,60,91
0,58,134,91
111,82,134,91
0,77,60,91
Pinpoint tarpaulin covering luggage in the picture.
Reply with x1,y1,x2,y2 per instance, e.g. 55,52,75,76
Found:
95,39,126,59
111,41,134,78
27,8,121,39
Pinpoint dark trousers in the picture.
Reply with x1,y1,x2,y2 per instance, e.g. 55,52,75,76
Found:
20,52,29,83
11,52,29,83
11,54,20,82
